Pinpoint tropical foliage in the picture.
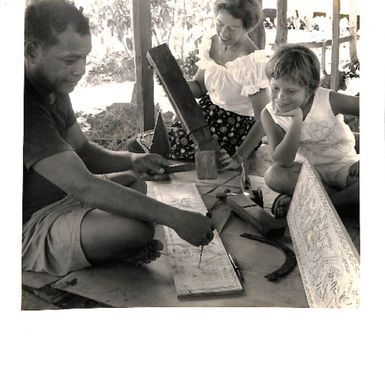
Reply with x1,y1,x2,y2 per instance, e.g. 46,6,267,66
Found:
81,0,213,84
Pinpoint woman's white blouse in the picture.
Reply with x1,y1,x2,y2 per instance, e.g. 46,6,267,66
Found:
196,31,269,117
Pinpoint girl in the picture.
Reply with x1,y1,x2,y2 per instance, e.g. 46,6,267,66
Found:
261,44,359,218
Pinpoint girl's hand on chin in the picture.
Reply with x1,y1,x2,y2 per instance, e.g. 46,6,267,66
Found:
275,106,303,122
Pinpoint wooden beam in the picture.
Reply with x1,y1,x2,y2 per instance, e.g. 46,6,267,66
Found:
226,194,286,236
302,35,352,49
132,0,154,132
331,0,341,91
287,159,360,308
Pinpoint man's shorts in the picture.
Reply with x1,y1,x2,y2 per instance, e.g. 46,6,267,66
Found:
22,195,94,276
315,158,359,190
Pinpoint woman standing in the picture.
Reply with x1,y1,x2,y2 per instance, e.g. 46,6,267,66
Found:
168,0,269,170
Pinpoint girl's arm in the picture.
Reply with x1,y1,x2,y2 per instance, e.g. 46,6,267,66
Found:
236,88,270,160
329,91,359,116
261,107,302,167
219,88,269,169
187,69,207,98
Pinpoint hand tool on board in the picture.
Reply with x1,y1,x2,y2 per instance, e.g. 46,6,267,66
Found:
198,211,213,268
165,162,196,174
227,252,243,282
240,162,252,196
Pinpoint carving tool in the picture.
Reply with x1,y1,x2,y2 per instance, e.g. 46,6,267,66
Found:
240,232,297,281
240,162,252,196
197,211,213,268
198,245,204,269
227,252,243,282
165,162,196,173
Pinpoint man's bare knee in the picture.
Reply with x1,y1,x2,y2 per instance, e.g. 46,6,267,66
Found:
264,164,284,192
264,163,299,195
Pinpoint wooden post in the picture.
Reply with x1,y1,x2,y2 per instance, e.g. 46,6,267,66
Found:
348,0,358,64
132,0,154,132
274,0,288,48
330,0,341,91
248,0,266,49
321,41,327,74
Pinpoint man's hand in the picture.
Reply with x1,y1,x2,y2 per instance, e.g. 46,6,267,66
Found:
218,149,242,170
173,210,215,246
132,153,170,181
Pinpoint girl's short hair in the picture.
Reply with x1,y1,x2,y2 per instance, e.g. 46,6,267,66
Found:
265,44,321,93
214,0,263,31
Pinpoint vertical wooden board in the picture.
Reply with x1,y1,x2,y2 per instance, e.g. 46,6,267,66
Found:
152,182,243,297
146,44,209,135
287,159,360,308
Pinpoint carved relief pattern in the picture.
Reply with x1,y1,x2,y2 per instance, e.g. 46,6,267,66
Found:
153,182,242,296
287,160,360,308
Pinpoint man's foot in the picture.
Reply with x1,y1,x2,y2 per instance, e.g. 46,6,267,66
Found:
125,239,164,265
271,194,292,218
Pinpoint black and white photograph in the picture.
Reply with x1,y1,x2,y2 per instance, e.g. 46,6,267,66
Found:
2,0,384,384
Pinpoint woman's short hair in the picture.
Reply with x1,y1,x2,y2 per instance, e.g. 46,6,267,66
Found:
25,0,90,47
214,0,263,31
265,44,321,93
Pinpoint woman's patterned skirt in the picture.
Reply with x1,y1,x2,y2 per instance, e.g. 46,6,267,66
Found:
168,94,256,160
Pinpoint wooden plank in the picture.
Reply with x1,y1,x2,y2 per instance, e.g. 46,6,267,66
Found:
132,0,154,132
22,289,60,310
147,44,220,152
22,271,60,289
152,181,243,297
226,194,287,235
287,159,360,308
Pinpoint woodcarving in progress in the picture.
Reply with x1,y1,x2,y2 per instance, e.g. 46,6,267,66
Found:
22,1,363,316
153,182,242,297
